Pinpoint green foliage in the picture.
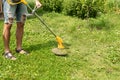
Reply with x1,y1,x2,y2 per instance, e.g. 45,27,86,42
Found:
63,0,102,18
104,0,120,12
62,0,108,19
40,0,106,19
62,0,82,17
40,0,63,12
39,0,120,19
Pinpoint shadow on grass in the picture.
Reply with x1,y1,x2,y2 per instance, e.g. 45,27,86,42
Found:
25,40,71,57
26,40,56,52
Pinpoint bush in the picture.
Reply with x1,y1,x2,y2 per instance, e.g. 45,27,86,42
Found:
104,0,120,12
40,0,63,12
39,0,120,19
62,0,82,17
63,0,105,19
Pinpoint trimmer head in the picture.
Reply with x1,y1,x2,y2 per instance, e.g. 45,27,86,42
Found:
52,48,67,56
56,36,65,49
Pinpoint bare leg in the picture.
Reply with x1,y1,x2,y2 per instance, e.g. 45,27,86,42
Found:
16,15,28,54
3,23,12,52
3,18,16,60
16,22,24,50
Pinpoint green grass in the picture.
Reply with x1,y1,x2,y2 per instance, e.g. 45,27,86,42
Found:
1,11,120,80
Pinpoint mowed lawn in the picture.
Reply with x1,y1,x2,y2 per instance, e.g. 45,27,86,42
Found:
0,11,120,80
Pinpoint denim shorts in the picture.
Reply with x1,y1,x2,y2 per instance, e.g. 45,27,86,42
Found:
3,0,28,23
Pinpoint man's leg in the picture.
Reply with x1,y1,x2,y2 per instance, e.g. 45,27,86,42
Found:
3,20,16,60
3,23,12,52
16,14,28,54
15,3,28,54
16,22,24,50
3,0,15,52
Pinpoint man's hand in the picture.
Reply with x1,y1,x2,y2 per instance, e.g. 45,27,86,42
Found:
35,0,42,8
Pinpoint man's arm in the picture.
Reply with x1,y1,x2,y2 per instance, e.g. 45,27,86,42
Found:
35,0,42,8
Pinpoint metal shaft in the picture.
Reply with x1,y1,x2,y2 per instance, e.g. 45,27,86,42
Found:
27,4,57,37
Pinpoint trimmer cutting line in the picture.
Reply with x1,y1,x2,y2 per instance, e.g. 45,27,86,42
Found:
7,0,67,56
